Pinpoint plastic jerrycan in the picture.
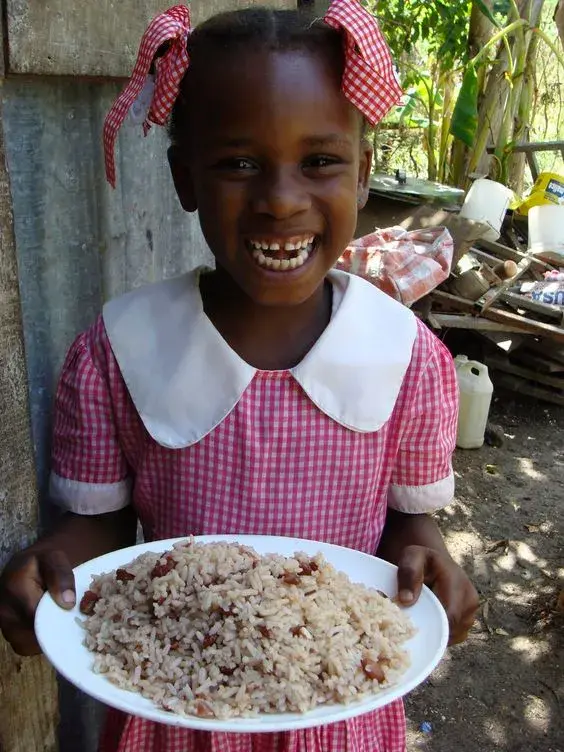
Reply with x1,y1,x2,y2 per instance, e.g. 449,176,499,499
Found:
454,355,494,449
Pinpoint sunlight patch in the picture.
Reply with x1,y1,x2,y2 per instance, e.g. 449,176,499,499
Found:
517,457,546,481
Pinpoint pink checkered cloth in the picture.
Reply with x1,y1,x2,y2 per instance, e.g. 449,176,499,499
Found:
337,226,453,306
50,280,457,752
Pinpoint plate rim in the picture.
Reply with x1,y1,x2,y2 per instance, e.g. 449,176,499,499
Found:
35,534,449,732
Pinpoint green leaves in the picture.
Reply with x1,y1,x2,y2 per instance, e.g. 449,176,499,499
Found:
450,66,479,147
364,0,473,71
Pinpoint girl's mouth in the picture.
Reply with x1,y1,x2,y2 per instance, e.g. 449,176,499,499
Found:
246,236,316,272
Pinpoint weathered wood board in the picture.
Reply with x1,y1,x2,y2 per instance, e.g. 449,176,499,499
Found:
0,105,58,752
6,0,295,77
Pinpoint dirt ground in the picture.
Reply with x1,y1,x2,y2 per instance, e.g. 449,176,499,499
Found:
404,393,563,752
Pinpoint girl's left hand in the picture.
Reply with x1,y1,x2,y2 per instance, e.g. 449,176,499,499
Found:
394,545,479,645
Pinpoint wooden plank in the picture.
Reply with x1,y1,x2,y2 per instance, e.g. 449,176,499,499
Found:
486,356,564,390
0,102,58,752
0,0,5,78
6,0,295,77
483,307,564,343
492,373,564,406
430,290,564,342
430,289,476,313
469,247,542,281
517,339,564,368
500,291,564,322
478,257,531,313
511,349,564,374
477,238,554,273
487,140,564,154
428,313,524,333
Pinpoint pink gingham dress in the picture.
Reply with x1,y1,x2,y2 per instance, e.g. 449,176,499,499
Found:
50,269,458,752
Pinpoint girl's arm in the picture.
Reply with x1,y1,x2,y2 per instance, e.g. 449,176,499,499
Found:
377,509,479,644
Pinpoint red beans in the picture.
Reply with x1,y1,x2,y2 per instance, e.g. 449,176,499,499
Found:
79,590,100,615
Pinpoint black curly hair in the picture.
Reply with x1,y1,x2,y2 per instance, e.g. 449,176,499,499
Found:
167,6,368,145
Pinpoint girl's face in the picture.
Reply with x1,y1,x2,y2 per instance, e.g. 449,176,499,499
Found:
170,47,372,307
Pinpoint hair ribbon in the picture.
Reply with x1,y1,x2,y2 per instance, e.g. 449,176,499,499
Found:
103,4,191,188
323,0,403,126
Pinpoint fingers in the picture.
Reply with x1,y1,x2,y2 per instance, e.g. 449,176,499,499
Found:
446,581,480,645
432,569,480,645
395,545,428,605
394,546,480,646
0,556,45,656
0,548,76,658
0,605,42,656
39,549,76,609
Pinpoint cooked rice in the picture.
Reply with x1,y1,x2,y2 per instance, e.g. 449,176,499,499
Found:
80,539,415,719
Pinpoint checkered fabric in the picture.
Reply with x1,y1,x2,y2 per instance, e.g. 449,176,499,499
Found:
51,310,457,752
324,0,403,126
337,227,454,307
103,5,191,188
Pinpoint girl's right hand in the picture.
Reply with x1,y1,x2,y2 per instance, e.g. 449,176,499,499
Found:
0,547,76,656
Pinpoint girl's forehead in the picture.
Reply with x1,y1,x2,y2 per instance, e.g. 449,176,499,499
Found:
186,48,358,139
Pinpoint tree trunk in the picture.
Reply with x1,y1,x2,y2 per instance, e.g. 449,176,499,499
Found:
470,0,544,182
556,0,564,49
451,0,495,186
507,29,539,192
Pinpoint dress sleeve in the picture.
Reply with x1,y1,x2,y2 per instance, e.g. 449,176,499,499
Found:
387,326,458,514
49,318,131,515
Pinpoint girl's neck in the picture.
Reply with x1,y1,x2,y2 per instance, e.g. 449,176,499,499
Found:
200,268,332,371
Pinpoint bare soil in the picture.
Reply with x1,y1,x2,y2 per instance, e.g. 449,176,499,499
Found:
405,394,563,752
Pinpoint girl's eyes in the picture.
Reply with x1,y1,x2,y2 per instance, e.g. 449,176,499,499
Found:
302,155,343,170
212,155,346,176
214,158,258,172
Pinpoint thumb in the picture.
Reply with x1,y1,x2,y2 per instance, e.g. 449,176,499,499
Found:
38,550,76,610
396,545,427,606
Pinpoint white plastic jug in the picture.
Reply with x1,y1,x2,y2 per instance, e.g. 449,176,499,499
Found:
454,355,494,449
459,178,513,242
528,204,564,264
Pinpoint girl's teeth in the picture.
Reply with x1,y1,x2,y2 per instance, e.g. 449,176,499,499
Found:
250,239,314,271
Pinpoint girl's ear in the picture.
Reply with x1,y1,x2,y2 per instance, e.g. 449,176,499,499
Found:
168,145,197,212
356,139,373,211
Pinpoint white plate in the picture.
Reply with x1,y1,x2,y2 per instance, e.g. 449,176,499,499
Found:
35,535,448,733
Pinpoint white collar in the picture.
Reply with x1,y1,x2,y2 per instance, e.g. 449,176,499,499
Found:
103,268,417,448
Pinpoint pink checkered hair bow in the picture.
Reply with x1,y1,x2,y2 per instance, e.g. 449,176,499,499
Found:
103,4,191,188
324,0,403,126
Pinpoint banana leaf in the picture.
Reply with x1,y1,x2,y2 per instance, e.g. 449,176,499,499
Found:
450,66,479,147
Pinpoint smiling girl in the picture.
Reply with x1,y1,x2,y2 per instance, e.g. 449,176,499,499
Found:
0,2,478,751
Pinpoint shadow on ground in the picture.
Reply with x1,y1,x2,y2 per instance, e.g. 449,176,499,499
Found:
405,395,563,752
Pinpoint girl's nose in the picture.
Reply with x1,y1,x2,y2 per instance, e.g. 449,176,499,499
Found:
252,168,311,219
